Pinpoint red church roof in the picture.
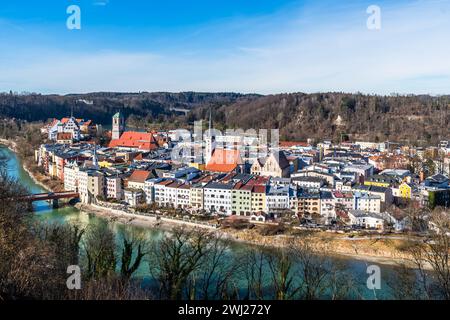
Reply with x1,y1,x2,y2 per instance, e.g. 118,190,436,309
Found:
109,131,159,151
205,149,242,173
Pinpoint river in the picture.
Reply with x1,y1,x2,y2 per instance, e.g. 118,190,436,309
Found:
0,145,401,299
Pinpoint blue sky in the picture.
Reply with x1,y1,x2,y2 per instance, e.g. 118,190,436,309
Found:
1,0,450,94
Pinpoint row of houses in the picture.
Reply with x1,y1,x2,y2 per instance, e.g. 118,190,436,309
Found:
59,157,399,225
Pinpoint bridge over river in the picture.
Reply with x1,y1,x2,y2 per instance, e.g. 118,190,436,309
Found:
20,191,80,209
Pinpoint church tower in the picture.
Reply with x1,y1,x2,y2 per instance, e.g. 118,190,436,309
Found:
112,112,124,140
204,108,216,164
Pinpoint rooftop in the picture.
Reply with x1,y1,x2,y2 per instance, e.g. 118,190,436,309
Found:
205,148,242,173
128,170,154,183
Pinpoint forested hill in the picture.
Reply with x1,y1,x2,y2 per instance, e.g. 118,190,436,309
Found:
194,92,449,144
0,91,449,144
0,92,260,125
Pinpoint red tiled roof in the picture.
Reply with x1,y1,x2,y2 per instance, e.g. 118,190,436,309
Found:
221,173,237,182
61,118,84,124
336,210,349,220
109,131,159,151
193,174,215,184
167,181,183,188
332,191,353,198
233,182,244,190
128,170,152,183
252,185,266,193
49,118,59,127
205,149,242,173
240,183,254,191
57,132,72,140
157,179,176,186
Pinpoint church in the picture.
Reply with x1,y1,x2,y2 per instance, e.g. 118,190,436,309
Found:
108,112,169,152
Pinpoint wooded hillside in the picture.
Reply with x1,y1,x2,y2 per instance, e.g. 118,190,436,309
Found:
1,91,449,144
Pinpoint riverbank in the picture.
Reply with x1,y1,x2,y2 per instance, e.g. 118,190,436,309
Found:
75,201,418,268
0,139,62,192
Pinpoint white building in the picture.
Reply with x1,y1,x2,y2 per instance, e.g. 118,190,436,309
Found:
203,182,233,215
154,180,177,207
355,141,387,151
106,176,123,200
354,192,382,213
77,170,89,204
77,169,104,204
176,184,191,209
48,117,81,142
59,117,81,141
266,185,291,212
64,162,80,192
320,191,335,222
348,210,385,229
352,185,393,210
144,178,164,204
124,189,144,207
291,176,324,189
343,164,374,180
127,170,153,191
331,191,354,211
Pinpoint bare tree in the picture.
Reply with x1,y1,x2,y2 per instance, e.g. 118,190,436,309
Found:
69,276,150,300
82,221,116,280
288,234,357,300
266,247,299,300
390,208,450,300
148,227,212,300
194,234,240,300
120,231,149,281
239,246,269,300
402,209,450,299
387,263,424,300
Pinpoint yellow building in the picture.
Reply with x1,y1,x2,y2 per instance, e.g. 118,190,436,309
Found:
364,181,390,188
98,160,113,168
364,175,397,188
399,182,412,199
232,183,252,216
251,185,267,213
189,162,206,171
190,184,204,210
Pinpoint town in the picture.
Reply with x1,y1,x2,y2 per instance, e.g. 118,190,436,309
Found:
35,111,450,233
